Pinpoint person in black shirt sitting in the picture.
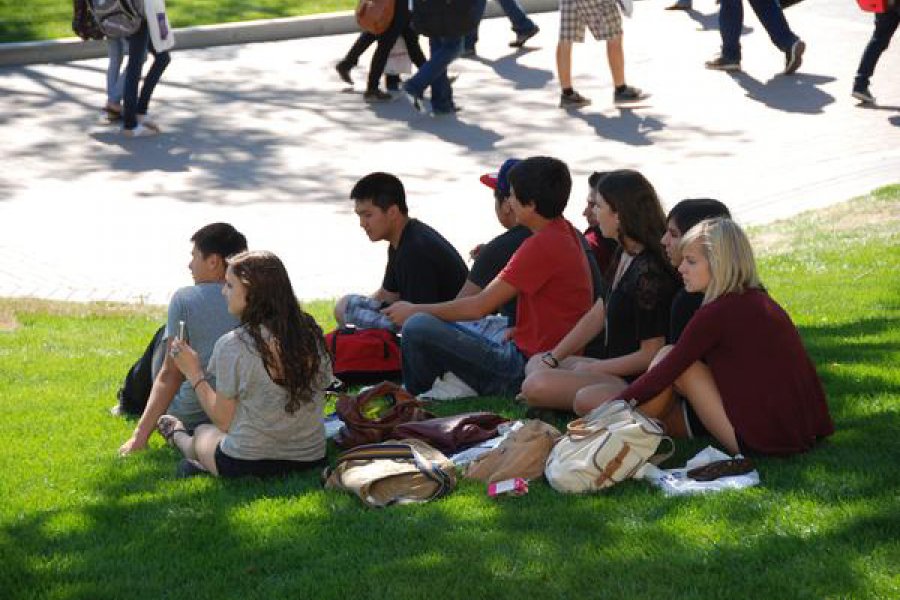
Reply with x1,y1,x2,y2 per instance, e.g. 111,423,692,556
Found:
335,172,468,332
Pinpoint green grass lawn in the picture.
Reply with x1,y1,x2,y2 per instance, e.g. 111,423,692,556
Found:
0,0,357,44
1,187,898,599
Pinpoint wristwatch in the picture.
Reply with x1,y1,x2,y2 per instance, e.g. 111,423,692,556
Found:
541,352,560,368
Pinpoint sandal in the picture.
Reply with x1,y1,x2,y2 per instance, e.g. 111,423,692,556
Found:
157,415,188,447
687,457,755,481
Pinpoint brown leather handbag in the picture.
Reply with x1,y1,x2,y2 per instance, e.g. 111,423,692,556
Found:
334,382,434,449
393,412,509,455
465,420,562,483
356,0,394,35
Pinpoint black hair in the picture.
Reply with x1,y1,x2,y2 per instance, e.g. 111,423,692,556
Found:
190,223,248,259
506,156,571,218
588,171,609,189
350,172,408,215
666,199,732,235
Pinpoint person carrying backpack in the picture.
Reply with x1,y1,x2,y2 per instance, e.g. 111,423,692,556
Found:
120,0,174,137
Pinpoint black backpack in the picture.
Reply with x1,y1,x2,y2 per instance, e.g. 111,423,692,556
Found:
89,0,144,38
72,0,105,40
411,0,481,38
114,325,166,417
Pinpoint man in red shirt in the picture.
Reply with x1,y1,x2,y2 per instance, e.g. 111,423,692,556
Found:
383,156,593,397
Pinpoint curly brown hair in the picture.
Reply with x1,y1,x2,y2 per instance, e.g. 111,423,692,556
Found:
227,250,327,414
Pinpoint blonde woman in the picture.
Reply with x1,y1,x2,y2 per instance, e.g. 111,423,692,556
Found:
575,218,833,456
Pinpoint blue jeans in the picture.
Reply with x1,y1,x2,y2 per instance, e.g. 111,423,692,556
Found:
123,22,171,130
465,0,537,50
719,0,797,61
855,8,900,89
400,313,526,396
107,38,146,105
404,36,463,112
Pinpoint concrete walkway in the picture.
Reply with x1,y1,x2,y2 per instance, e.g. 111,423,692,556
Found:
1,0,897,305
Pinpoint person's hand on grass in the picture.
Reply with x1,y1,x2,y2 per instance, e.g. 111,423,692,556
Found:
118,432,148,456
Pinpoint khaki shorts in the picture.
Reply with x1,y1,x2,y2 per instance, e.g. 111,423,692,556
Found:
559,0,623,43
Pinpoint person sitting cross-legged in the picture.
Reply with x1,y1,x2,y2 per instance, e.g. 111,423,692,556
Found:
334,172,468,333
574,218,834,456
118,223,247,456
160,251,333,478
382,156,594,397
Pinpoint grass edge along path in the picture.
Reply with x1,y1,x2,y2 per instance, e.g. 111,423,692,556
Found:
0,0,359,44
0,185,898,599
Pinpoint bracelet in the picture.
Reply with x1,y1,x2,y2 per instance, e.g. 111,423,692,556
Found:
541,352,560,369
191,375,210,391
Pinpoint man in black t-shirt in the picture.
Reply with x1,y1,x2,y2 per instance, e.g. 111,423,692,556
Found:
335,172,468,332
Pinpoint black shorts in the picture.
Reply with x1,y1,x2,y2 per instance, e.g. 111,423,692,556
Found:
214,444,326,479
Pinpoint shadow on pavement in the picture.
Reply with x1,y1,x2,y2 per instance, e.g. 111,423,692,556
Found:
684,9,753,33
730,71,835,114
571,107,666,146
368,100,503,151
467,48,554,91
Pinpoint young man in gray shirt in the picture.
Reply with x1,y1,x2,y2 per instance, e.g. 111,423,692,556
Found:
119,223,247,455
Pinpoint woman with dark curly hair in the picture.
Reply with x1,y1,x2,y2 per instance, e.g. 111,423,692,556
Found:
520,169,679,413
161,250,332,478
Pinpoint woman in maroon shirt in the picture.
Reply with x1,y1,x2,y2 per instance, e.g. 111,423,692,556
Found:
575,218,833,456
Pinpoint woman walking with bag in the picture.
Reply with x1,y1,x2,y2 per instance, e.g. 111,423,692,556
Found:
159,251,333,478
122,0,174,137
575,218,833,456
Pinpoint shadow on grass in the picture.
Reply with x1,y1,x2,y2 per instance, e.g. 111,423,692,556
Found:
3,430,896,599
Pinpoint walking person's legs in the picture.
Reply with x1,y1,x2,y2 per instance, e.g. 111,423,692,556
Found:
122,24,149,133
853,10,900,103
337,32,378,84
745,0,804,74
135,44,171,127
105,38,126,117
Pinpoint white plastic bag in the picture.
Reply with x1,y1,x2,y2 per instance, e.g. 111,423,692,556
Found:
144,0,175,52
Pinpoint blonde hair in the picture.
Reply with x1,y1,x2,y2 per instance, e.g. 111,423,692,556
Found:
680,218,761,303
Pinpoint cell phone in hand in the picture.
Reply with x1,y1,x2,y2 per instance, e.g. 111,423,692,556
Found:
178,320,186,341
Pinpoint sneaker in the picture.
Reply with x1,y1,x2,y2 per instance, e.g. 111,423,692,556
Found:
176,458,209,479
137,114,160,131
783,39,805,75
559,90,591,109
418,372,478,401
509,26,540,48
401,85,426,113
335,62,353,85
613,85,649,105
852,87,876,105
122,124,157,138
705,55,741,72
432,105,463,116
364,89,394,103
